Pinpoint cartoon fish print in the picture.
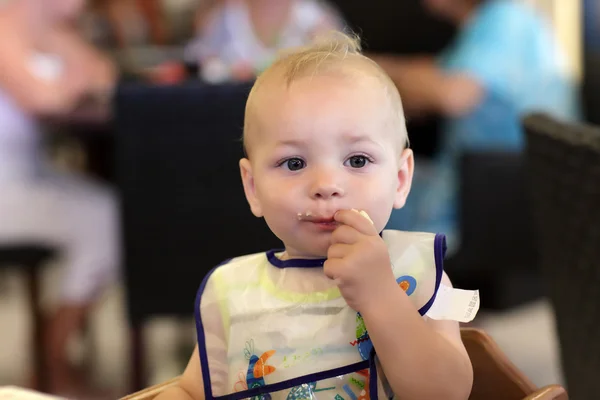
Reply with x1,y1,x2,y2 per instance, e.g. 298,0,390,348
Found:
243,339,276,400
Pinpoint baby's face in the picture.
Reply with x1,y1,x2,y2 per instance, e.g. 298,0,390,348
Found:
240,74,413,258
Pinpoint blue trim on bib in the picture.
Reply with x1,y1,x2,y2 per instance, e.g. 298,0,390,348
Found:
369,350,378,400
266,250,326,268
417,234,447,316
196,259,232,400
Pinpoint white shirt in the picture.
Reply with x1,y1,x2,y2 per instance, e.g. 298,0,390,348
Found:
0,53,63,182
184,0,342,82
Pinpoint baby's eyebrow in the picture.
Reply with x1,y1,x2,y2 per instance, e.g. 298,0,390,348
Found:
275,139,305,147
273,134,383,149
347,136,376,144
341,133,384,149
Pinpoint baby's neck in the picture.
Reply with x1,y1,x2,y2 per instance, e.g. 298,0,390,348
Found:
279,250,326,261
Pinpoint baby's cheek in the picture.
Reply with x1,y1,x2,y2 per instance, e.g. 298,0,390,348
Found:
369,197,396,230
262,200,297,231
261,213,290,243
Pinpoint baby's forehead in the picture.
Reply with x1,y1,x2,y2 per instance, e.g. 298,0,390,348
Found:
248,79,377,128
253,71,390,119
244,63,406,154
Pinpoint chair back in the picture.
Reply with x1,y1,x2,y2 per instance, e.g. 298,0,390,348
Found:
524,113,600,400
115,82,282,324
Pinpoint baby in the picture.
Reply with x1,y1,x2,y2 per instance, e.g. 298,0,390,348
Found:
156,31,476,400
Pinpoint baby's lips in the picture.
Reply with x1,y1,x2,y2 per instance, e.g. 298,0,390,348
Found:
350,209,374,225
299,209,373,225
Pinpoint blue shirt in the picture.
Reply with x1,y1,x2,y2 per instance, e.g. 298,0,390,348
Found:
388,0,580,251
440,0,579,124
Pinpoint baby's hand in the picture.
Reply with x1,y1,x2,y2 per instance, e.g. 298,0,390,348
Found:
324,209,398,313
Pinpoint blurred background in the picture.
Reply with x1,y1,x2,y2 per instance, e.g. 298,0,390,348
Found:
0,0,599,398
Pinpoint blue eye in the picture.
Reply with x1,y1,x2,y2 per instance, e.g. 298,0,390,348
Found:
346,155,369,168
284,158,306,171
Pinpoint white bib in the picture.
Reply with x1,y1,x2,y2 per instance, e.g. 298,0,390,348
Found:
195,231,470,400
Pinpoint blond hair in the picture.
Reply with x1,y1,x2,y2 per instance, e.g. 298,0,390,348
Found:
244,31,408,152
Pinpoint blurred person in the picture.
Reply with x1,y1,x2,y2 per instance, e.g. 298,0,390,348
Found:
184,0,344,83
371,0,580,251
83,1,192,85
0,0,119,396
85,0,168,49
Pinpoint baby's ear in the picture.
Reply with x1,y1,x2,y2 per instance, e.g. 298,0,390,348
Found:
393,149,414,209
240,158,264,217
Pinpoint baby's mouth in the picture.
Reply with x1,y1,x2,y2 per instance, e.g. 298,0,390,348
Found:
297,212,335,222
297,212,338,230
297,209,374,225
306,217,335,224
308,219,338,231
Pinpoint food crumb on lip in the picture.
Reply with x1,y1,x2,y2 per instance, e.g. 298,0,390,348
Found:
297,210,313,220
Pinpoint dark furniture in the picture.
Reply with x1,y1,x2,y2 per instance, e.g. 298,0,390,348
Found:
0,245,56,392
446,151,541,310
114,82,282,391
525,113,600,400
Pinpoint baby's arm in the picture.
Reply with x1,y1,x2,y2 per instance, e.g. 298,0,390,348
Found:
154,345,205,400
363,272,473,400
155,272,229,400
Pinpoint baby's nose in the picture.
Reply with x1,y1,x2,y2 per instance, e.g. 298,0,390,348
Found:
310,169,345,199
